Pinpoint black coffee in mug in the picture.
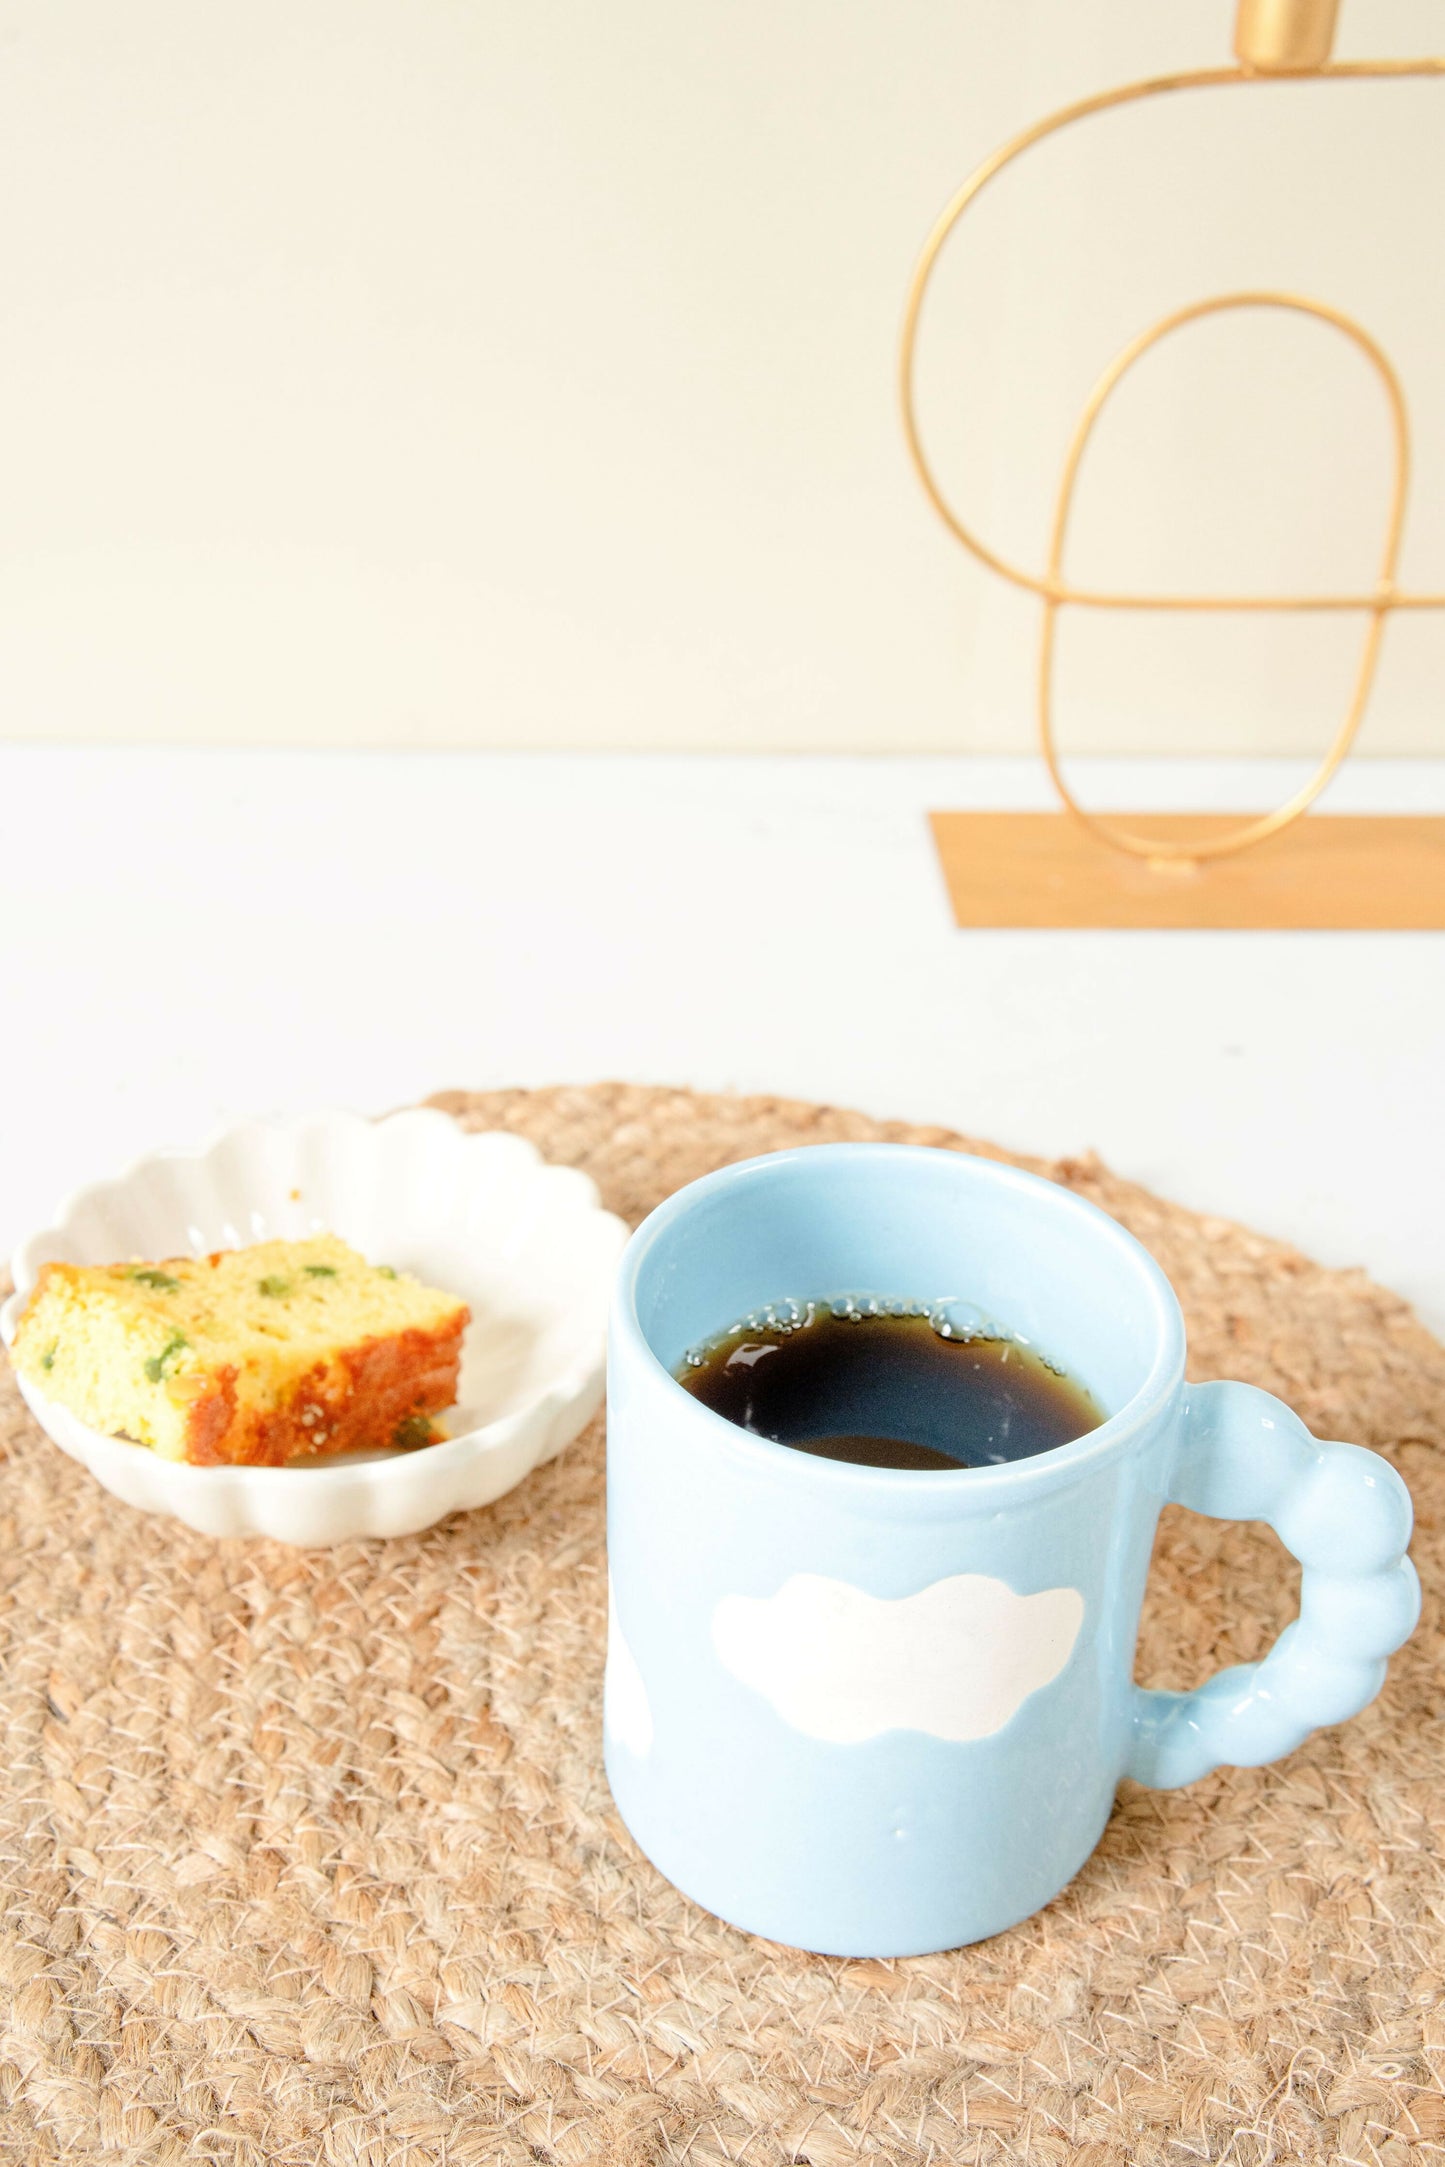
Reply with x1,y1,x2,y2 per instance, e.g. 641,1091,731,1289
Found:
677,1299,1101,1470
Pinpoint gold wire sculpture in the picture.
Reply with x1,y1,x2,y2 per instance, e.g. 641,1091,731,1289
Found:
900,0,1445,869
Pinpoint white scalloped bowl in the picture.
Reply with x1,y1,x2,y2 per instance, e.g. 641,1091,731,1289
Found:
0,1109,627,1545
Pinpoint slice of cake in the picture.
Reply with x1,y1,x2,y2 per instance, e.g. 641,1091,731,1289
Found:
11,1234,470,1467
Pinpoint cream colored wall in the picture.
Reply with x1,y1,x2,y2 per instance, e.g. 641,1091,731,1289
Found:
0,0,1441,754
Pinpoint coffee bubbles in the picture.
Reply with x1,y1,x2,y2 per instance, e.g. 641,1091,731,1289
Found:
676,1294,1101,1471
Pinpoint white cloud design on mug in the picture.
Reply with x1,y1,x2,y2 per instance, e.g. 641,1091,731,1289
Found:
604,1578,654,1758
712,1572,1084,1745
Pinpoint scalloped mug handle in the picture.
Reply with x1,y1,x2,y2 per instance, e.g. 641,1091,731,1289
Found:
1128,1382,1420,1790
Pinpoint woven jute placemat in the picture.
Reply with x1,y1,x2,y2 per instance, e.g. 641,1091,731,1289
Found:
2,1084,1443,2167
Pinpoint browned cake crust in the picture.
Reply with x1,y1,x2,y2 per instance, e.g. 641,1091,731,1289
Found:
185,1315,469,1466
13,1236,471,1469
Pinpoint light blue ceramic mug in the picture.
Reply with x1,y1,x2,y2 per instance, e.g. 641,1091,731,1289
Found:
604,1144,1419,1957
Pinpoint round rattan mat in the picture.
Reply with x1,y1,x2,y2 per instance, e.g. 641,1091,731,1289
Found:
2,1085,1443,2167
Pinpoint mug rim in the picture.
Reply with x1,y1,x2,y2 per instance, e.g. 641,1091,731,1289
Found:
611,1142,1187,1498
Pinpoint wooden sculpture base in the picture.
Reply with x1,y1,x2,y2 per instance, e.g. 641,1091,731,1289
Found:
929,813,1445,929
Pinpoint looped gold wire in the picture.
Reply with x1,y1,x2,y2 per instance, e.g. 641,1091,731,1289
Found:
1040,293,1406,863
899,57,1445,866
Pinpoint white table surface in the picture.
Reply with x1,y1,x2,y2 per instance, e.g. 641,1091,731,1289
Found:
1,748,1441,1336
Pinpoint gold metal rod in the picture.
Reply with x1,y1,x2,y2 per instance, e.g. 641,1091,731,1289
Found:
1044,288,1410,613
902,45,1445,868
1037,299,1405,862
899,57,1445,616
1037,604,1393,864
